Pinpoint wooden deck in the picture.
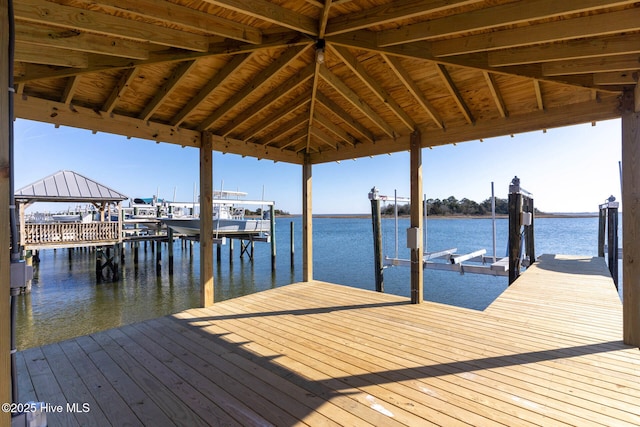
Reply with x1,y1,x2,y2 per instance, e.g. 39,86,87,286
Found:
16,254,640,426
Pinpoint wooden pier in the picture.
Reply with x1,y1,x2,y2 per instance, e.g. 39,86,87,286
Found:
16,254,639,426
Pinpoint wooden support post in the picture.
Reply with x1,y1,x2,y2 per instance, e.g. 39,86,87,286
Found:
270,204,276,271
622,85,640,345
369,188,384,292
290,221,295,268
303,159,313,282
112,244,119,281
229,238,234,262
24,251,33,293
1,1,11,413
410,130,423,304
95,250,103,281
133,241,139,265
200,132,214,307
216,243,221,262
508,178,523,285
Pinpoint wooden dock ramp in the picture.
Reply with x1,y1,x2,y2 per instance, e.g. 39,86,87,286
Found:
17,254,640,426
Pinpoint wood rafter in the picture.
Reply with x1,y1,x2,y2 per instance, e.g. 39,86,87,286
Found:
325,0,483,36
15,41,88,67
260,111,309,147
102,68,139,114
60,76,80,105
331,44,415,131
483,71,508,118
139,60,199,121
436,64,474,124
202,0,317,35
533,80,544,111
15,21,150,60
382,53,444,129
15,0,209,51
198,45,308,131
245,92,312,142
319,65,396,137
171,53,253,127
431,6,640,57
315,91,375,143
377,0,639,47
489,34,640,67
88,0,263,44
220,62,315,137
314,111,356,146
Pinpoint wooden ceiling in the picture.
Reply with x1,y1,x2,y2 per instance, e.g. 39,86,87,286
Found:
11,0,640,165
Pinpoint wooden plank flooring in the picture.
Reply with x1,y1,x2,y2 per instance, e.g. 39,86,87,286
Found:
17,254,640,426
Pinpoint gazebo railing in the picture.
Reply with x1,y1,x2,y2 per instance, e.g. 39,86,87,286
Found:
22,222,120,246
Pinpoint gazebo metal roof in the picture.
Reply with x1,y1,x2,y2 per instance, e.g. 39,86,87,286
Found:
14,169,128,203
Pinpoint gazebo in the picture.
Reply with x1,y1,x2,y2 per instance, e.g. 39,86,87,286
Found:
2,0,639,418
14,169,128,250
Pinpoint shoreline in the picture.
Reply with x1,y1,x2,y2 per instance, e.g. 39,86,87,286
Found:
275,213,600,219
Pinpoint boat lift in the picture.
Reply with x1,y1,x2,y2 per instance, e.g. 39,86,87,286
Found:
368,184,512,287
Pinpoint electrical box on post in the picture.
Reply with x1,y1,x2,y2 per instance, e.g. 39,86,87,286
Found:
406,227,421,249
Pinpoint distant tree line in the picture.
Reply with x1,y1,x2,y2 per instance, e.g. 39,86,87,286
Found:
380,196,540,216
245,207,290,216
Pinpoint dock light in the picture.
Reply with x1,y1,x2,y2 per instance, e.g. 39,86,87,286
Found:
315,39,326,64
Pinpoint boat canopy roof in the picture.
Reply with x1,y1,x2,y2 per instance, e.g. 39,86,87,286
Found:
15,170,128,203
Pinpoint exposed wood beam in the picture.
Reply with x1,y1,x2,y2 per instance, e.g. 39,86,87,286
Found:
315,91,375,143
382,53,444,129
276,128,308,151
319,65,396,137
60,76,80,105
483,71,508,118
542,53,640,76
436,64,474,124
318,0,332,38
260,112,309,146
432,6,640,57
310,126,338,150
198,46,307,131
15,21,150,60
219,62,315,137
489,34,640,67
328,32,607,92
209,134,303,163
203,0,317,36
14,34,310,83
313,111,356,146
15,0,209,51
15,96,202,148
308,96,621,163
139,60,199,121
303,159,313,280
89,0,262,44
245,92,311,142
594,71,638,86
325,0,482,36
15,41,88,67
102,68,139,114
171,53,252,127
533,80,545,111
331,44,415,131
377,0,638,47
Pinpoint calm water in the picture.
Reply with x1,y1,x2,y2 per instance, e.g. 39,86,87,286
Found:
16,215,617,349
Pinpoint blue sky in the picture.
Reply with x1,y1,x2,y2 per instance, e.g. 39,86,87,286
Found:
14,117,622,214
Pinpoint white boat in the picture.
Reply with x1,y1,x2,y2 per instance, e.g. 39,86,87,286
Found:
160,190,273,237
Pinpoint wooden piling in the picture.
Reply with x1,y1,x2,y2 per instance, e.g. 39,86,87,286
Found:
156,240,162,276
598,207,606,257
409,131,423,303
369,189,384,292
290,221,295,268
607,203,619,288
270,204,276,270
508,180,523,286
168,229,174,275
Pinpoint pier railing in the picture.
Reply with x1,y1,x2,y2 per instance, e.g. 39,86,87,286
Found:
21,222,121,248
